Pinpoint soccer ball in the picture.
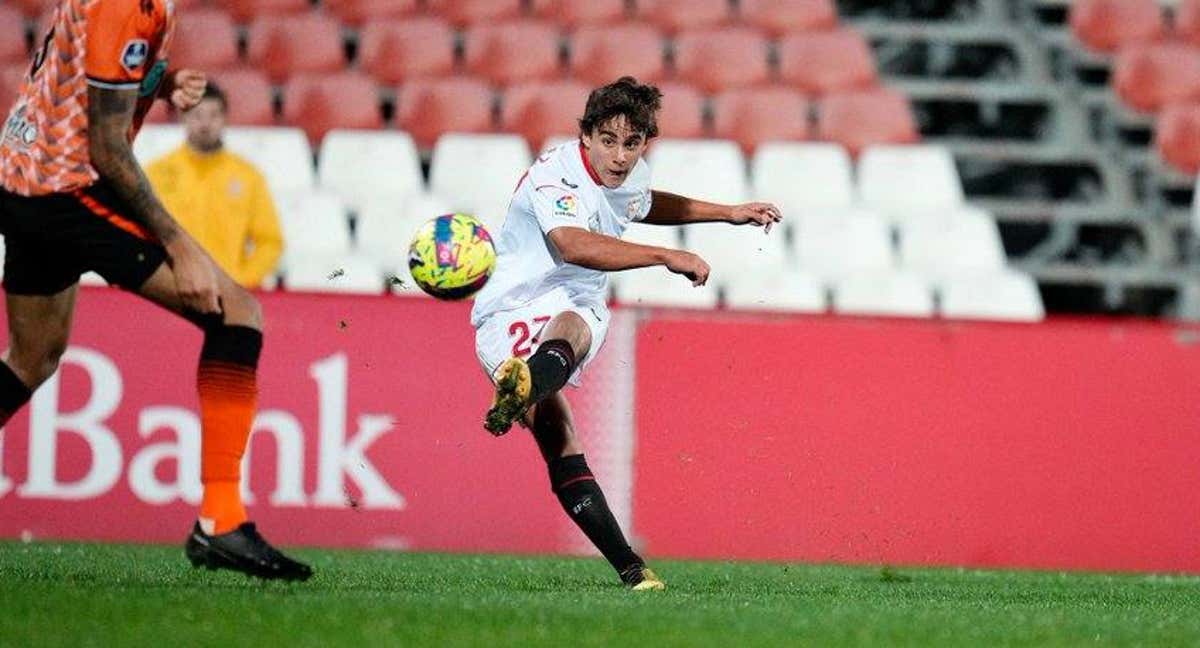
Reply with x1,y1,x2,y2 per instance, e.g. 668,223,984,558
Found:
408,213,497,300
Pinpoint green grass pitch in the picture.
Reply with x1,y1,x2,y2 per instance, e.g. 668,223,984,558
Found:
1,541,1197,647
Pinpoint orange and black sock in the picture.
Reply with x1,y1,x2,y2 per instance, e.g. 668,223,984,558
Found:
197,325,262,535
0,361,32,427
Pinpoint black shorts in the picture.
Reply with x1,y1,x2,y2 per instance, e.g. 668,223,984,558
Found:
0,181,168,295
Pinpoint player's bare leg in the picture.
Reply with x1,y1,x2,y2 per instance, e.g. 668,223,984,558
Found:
138,262,312,581
0,286,79,427
486,311,591,434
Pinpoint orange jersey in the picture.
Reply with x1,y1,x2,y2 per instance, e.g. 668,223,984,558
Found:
0,0,175,196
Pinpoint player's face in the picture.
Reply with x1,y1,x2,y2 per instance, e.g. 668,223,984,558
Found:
183,97,226,154
581,116,648,188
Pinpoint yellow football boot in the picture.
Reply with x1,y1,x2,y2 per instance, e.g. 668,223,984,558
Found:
629,567,666,592
485,357,532,435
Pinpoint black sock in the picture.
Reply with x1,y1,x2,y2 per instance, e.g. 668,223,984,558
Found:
549,454,642,577
0,361,32,427
527,339,576,404
201,324,263,367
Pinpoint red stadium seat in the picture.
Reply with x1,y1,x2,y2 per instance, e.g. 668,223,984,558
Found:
817,87,919,157
739,0,837,37
1,6,27,64
673,27,770,94
778,28,878,95
323,0,418,26
713,86,810,154
1069,0,1163,53
569,23,665,86
1177,0,1200,46
210,69,275,125
500,80,592,150
283,72,382,145
143,99,172,124
1,64,28,116
172,10,239,71
464,20,564,86
395,77,495,149
359,18,455,85
637,0,730,34
1112,42,1200,113
216,0,311,23
247,14,346,83
10,0,63,18
1154,102,1200,174
426,0,523,28
656,82,706,139
532,0,627,28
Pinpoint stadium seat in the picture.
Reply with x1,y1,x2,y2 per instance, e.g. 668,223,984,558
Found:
1154,102,1200,174
751,142,855,212
738,0,837,37
1068,0,1163,53
778,28,878,95
276,190,353,263
1112,42,1200,114
209,69,275,126
356,192,452,282
568,23,666,86
395,77,496,150
816,88,920,157
637,0,731,34
856,145,964,221
246,14,346,83
897,208,1006,283
656,82,707,139
133,124,185,166
723,270,826,313
0,6,27,64
532,0,627,28
832,271,934,318
711,86,811,154
359,18,455,85
427,0,524,27
463,21,564,85
940,271,1045,322
216,0,310,23
794,212,895,282
1175,0,1200,47
317,130,424,211
623,221,682,249
7,0,55,18
429,133,531,234
648,139,749,205
283,73,382,146
323,0,418,26
500,80,592,152
1,64,28,116
172,10,238,71
685,220,789,273
223,126,317,196
143,100,172,124
285,254,385,295
612,265,719,309
672,27,770,93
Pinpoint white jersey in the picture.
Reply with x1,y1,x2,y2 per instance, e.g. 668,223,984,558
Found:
470,141,653,327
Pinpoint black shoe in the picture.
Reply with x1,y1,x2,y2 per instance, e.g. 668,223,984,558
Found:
185,521,313,582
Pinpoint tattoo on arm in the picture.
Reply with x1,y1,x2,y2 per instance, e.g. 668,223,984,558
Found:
86,85,180,244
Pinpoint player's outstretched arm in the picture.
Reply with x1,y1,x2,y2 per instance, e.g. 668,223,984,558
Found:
643,190,783,233
87,85,220,312
548,227,710,286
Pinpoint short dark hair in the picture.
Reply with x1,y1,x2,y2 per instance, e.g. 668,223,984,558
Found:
578,76,662,139
200,81,227,113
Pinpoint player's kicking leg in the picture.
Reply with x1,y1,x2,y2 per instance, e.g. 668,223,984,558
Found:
487,311,664,591
137,262,311,581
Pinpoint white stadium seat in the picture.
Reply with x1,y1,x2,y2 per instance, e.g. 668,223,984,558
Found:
832,271,935,318
318,130,425,212
612,265,719,309
897,207,1006,283
429,133,531,235
685,221,789,273
623,221,682,248
723,269,825,313
751,142,855,213
133,125,185,166
794,211,895,282
276,190,352,267
857,145,964,222
940,271,1045,322
356,192,452,296
222,127,317,197
648,139,748,205
285,254,385,295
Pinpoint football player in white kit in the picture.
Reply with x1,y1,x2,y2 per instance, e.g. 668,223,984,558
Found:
471,78,782,590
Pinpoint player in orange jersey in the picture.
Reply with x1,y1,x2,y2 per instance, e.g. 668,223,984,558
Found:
0,0,311,581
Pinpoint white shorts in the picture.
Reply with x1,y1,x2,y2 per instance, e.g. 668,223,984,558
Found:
474,288,610,387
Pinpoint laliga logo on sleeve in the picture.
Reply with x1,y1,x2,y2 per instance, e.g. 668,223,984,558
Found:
554,194,577,217
121,40,150,74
